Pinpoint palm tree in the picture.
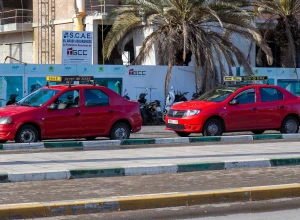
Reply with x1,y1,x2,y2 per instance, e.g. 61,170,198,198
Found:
103,0,273,96
253,0,300,69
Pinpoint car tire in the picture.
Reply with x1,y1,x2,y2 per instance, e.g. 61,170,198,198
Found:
251,130,265,135
110,122,130,140
280,116,299,134
175,131,191,137
85,137,97,141
202,118,224,136
15,125,39,143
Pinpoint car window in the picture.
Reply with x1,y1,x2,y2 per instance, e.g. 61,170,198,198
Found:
198,86,241,102
54,90,80,110
18,89,60,107
84,89,109,107
234,88,255,104
260,88,283,102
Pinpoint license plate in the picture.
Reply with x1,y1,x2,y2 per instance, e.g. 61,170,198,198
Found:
168,119,178,124
156,107,161,111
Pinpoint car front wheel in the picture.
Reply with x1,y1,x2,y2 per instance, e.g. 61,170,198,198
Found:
202,118,223,136
280,116,299,134
15,125,39,143
110,122,130,140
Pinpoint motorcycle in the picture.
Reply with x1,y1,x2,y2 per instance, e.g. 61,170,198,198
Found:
4,88,19,106
162,87,188,122
122,89,130,100
138,89,160,125
191,87,203,100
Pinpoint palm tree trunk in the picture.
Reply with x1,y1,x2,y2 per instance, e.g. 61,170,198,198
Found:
280,46,294,67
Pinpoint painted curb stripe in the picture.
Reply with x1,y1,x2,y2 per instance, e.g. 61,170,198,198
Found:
253,134,283,140
8,171,71,182
0,174,8,183
189,137,221,142
154,137,190,144
124,165,178,176
177,162,225,172
225,160,271,170
1,184,300,218
120,139,156,145
3,143,45,150
44,141,83,148
270,158,300,166
0,144,3,150
70,168,125,179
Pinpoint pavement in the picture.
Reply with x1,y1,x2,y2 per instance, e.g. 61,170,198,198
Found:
1,140,300,183
1,126,300,219
2,166,300,218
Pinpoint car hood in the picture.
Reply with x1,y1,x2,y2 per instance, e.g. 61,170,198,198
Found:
171,100,216,110
0,105,36,116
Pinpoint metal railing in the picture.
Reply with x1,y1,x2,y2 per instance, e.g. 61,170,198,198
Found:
0,9,33,25
87,0,134,16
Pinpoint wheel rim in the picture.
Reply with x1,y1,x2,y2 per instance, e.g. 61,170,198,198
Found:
285,119,298,133
20,129,35,143
114,127,128,140
207,122,219,136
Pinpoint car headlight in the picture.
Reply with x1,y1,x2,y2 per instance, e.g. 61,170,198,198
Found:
0,117,12,124
184,110,201,116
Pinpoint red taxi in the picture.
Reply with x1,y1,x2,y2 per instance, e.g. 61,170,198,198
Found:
0,76,142,143
166,76,300,137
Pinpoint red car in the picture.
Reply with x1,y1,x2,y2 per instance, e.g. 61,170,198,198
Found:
0,78,142,143
166,82,300,137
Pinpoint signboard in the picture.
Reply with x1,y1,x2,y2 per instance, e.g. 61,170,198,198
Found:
224,76,268,81
62,31,93,64
46,76,94,83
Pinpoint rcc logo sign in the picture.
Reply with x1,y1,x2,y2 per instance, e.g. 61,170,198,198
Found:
129,69,146,76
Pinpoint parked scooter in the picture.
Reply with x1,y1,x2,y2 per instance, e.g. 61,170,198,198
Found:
122,89,130,100
138,89,160,125
191,87,203,100
162,87,188,122
5,88,19,106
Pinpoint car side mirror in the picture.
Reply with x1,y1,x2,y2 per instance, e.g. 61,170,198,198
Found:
47,103,58,110
229,98,238,105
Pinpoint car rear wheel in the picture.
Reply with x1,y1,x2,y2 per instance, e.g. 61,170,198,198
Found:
251,130,265,135
280,116,299,134
202,118,223,136
110,122,130,140
85,137,97,141
175,131,191,137
15,125,39,143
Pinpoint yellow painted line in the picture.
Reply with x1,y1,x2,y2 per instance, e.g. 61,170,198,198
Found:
1,184,300,218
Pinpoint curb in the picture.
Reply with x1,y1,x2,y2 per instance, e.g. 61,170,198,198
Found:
1,184,300,219
0,133,300,151
1,157,300,183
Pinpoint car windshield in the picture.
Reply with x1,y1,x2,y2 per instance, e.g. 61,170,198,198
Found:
17,88,60,107
197,86,240,102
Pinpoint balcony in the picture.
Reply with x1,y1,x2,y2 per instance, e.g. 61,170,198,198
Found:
0,9,33,34
86,0,133,17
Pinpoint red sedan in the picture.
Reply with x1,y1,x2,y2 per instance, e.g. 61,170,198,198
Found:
0,80,142,143
166,83,300,137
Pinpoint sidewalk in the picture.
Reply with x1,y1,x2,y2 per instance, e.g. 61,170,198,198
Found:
1,141,300,182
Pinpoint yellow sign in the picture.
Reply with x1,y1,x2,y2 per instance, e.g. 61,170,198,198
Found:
224,76,242,81
46,76,62,82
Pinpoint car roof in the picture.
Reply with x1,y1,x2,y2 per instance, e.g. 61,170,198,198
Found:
220,84,278,89
41,84,107,91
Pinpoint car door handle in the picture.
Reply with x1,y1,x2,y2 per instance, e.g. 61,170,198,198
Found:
252,107,257,111
108,110,114,113
280,105,285,109
75,112,80,116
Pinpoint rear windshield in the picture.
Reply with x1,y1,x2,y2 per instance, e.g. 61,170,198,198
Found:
197,86,240,102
